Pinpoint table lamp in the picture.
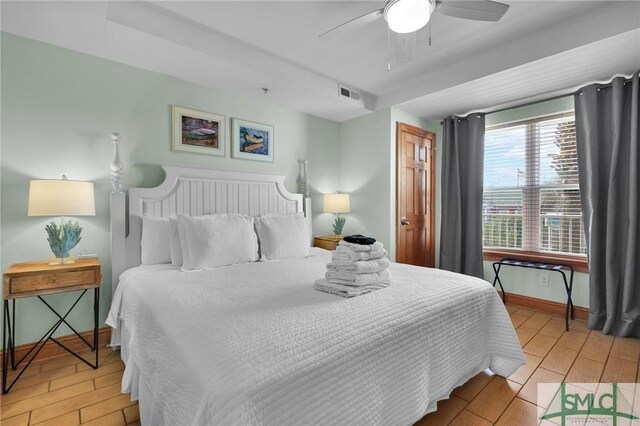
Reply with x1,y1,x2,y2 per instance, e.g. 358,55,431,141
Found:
28,175,96,264
323,193,350,235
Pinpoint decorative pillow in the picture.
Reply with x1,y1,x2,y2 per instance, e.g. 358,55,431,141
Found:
254,215,310,260
169,216,183,267
170,214,231,267
177,214,259,271
141,216,171,265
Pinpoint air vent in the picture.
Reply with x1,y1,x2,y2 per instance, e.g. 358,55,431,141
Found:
339,85,361,101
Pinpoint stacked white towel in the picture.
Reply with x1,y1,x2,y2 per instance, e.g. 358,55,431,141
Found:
314,240,391,297
330,241,388,263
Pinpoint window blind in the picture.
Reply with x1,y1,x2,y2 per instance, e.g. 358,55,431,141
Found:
483,113,586,256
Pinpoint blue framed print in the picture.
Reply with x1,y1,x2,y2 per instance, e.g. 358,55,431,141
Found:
231,118,274,163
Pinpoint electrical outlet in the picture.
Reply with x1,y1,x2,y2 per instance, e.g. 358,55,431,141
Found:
539,273,549,287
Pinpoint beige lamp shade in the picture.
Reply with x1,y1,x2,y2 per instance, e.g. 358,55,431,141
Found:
323,193,350,214
28,178,96,217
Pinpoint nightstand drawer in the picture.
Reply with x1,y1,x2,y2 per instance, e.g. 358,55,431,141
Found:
315,239,337,250
10,270,96,294
4,259,100,299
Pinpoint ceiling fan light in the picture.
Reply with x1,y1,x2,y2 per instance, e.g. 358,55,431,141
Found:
384,0,433,33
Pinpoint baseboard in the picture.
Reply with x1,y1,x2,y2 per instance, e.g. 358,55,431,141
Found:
499,291,589,321
0,327,111,371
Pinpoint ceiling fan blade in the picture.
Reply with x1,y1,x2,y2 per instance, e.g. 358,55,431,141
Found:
435,0,509,22
319,8,384,40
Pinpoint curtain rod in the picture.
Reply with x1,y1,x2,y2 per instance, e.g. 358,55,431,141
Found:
484,91,578,116
441,75,634,123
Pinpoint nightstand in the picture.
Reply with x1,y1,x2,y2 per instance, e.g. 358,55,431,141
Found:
314,235,343,251
2,258,101,393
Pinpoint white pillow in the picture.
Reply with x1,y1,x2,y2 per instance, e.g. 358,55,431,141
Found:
169,216,183,267
254,215,310,260
170,214,228,267
177,214,259,270
141,216,171,265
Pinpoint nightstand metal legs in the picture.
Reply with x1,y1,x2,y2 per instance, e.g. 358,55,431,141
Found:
2,300,15,393
2,288,99,394
95,288,99,368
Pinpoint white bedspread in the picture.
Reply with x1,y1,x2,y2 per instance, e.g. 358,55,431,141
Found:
107,248,524,425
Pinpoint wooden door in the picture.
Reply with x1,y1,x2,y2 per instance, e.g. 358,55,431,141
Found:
396,123,436,267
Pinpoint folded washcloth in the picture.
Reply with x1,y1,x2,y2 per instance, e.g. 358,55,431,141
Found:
326,269,391,287
332,247,388,263
314,279,389,298
327,258,390,274
337,240,383,252
343,234,377,245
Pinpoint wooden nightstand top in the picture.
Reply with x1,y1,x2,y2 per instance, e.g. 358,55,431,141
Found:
4,258,100,275
3,258,101,300
314,235,343,251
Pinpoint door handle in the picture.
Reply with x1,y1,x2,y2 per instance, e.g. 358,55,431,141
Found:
401,217,410,225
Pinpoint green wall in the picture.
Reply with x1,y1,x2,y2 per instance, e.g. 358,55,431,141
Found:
336,108,393,254
0,33,340,345
483,97,589,308
335,107,440,262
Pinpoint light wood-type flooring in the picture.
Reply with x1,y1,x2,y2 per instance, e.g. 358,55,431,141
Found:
1,305,639,425
417,305,640,425
0,348,139,425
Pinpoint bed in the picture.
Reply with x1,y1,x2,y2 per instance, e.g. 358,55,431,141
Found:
106,141,524,425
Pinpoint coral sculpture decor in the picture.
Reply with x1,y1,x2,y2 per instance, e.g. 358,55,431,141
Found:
45,221,83,260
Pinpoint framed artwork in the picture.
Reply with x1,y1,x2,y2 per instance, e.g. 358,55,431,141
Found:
172,106,225,157
231,118,274,163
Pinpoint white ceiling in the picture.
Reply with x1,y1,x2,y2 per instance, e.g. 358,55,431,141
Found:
1,1,639,122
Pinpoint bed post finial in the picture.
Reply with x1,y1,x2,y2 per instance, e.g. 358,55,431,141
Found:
109,132,126,349
297,159,310,198
297,159,313,241
110,132,124,193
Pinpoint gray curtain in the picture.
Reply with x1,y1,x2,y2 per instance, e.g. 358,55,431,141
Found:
575,70,640,336
439,114,485,278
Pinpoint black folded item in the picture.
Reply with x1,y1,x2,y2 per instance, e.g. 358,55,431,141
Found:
343,234,377,245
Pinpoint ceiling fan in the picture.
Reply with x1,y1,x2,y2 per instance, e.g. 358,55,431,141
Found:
319,0,510,41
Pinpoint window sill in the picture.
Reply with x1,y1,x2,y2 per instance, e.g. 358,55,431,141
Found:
483,249,589,273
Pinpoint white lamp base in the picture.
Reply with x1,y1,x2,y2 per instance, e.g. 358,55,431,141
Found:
48,255,77,265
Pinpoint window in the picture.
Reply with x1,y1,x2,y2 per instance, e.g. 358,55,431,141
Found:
483,113,587,263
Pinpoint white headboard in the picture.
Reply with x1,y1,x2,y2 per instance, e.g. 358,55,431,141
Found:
109,134,305,299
